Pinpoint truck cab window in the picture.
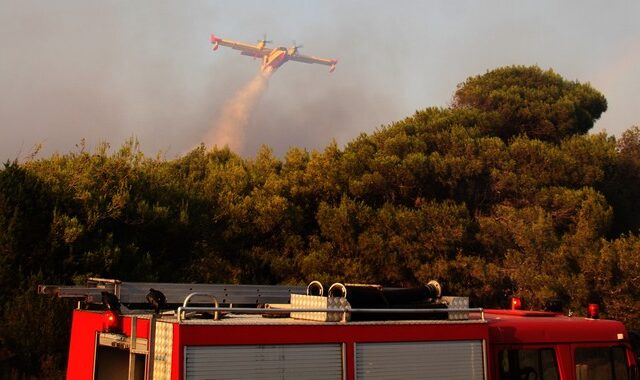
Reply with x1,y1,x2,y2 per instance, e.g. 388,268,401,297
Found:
575,346,629,380
499,348,559,380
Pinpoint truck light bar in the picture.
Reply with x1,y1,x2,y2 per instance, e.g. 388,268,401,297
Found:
511,297,522,310
587,303,600,319
103,310,121,333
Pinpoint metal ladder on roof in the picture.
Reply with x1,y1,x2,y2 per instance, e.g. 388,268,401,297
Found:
38,277,306,306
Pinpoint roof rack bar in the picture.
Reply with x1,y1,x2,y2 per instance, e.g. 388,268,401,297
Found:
176,306,485,323
177,306,483,314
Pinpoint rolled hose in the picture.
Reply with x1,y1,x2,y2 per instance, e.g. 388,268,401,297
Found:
326,280,442,308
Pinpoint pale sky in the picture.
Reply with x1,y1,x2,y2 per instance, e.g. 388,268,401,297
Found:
1,1,639,160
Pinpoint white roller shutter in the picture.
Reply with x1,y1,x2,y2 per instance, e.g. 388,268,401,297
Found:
185,344,343,380
356,340,484,380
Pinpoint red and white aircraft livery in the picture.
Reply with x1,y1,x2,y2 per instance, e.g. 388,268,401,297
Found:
210,33,337,73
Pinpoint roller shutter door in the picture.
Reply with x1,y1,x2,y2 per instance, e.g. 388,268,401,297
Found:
356,340,484,380
185,344,343,380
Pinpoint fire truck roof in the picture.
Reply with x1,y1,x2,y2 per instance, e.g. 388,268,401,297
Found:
483,309,629,344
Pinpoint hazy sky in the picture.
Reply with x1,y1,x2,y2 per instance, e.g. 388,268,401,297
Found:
1,1,639,160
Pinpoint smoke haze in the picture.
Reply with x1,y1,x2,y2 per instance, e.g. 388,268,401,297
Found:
1,1,639,161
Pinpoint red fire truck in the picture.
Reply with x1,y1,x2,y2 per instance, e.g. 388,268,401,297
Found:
39,278,638,380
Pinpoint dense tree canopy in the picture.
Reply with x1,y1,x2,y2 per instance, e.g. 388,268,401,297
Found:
1,65,638,378
452,66,608,142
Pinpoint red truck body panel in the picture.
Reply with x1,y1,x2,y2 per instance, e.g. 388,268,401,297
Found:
174,321,490,380
67,310,151,380
67,310,103,380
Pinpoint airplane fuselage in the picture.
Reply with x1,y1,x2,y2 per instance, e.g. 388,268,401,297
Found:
261,48,293,73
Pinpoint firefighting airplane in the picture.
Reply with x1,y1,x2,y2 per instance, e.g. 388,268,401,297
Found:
210,33,337,73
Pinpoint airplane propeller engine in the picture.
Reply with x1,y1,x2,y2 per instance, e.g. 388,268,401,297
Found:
288,41,304,56
258,34,272,45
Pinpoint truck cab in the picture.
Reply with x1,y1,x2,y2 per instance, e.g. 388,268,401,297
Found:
485,309,637,380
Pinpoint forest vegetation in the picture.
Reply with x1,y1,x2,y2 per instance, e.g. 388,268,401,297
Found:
1,65,639,378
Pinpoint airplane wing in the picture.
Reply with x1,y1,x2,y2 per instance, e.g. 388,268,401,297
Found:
210,34,271,57
289,54,336,66
289,54,338,72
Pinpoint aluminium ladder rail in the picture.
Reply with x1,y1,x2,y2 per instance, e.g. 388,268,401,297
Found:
38,277,306,306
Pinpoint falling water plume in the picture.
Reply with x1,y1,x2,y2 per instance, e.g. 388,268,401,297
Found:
204,68,273,153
